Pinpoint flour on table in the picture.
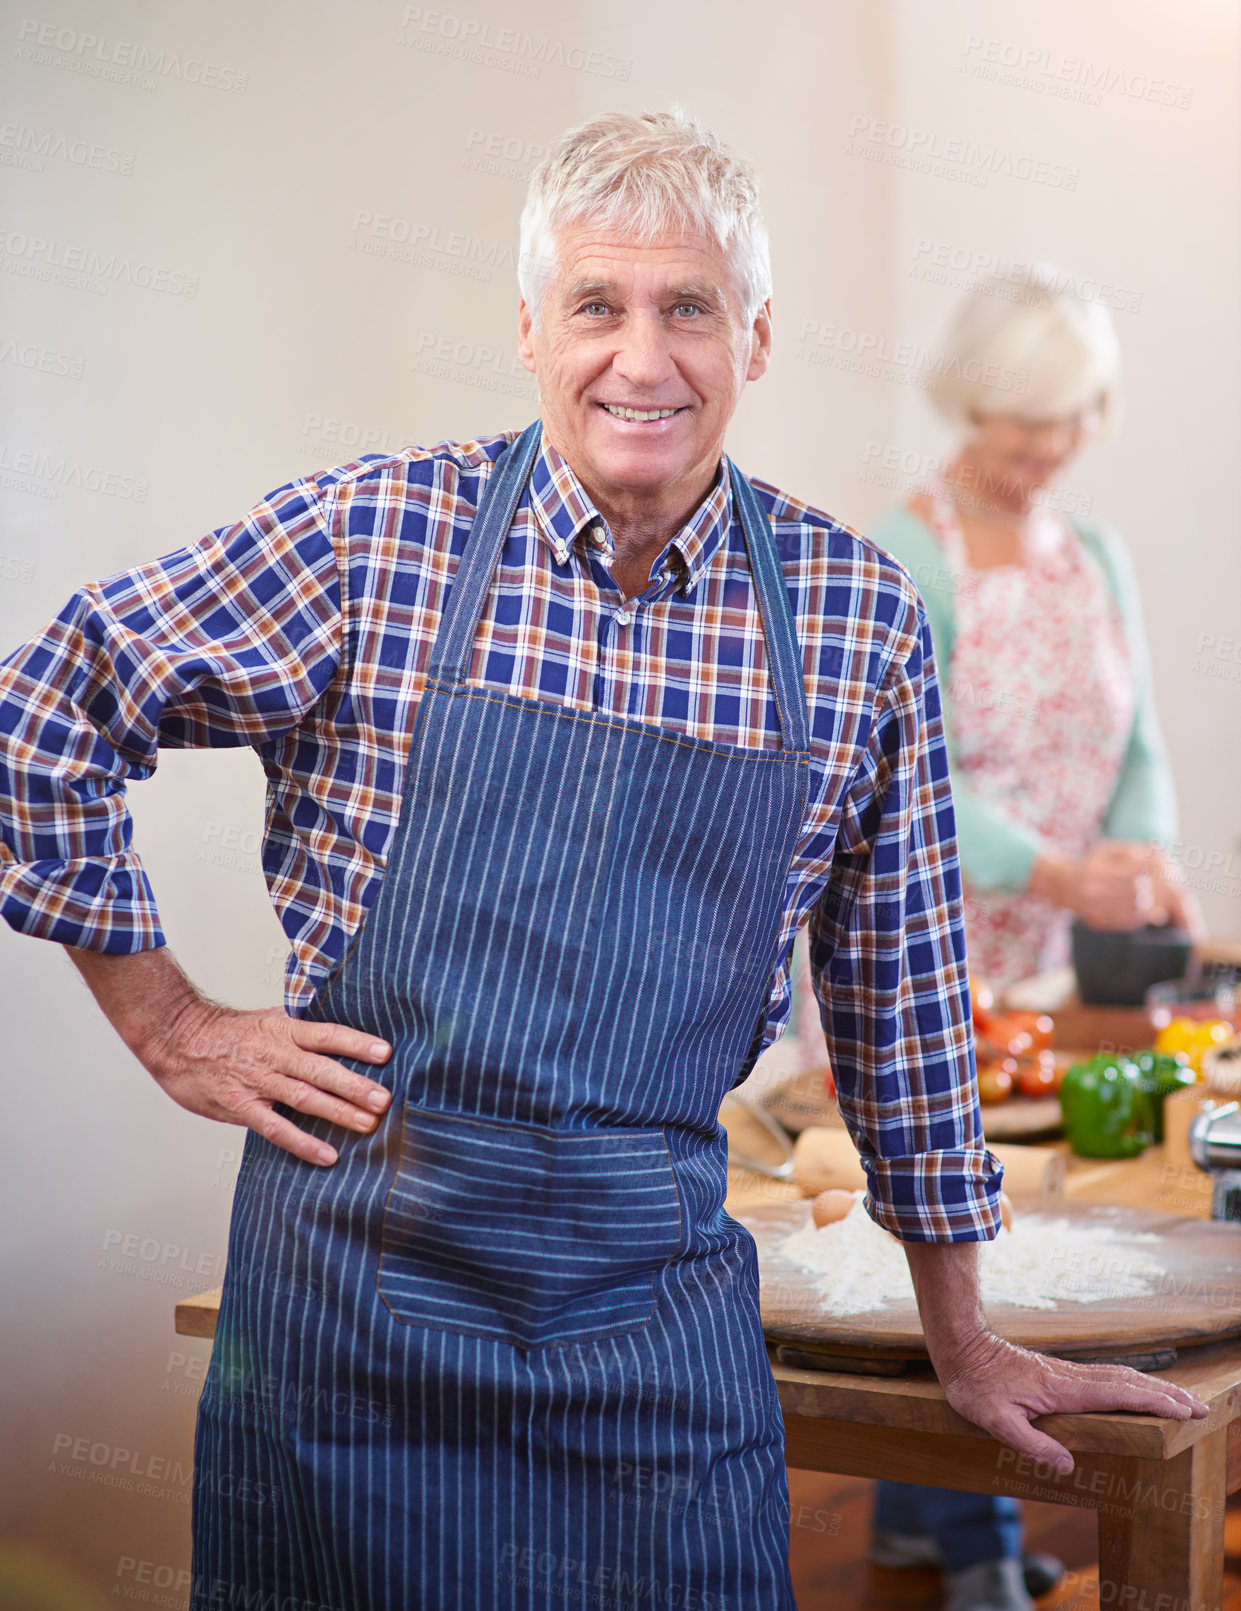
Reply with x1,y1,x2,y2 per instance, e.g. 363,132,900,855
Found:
778,1196,1165,1315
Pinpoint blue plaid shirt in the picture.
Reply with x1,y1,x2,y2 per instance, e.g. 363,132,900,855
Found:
0,426,1000,1242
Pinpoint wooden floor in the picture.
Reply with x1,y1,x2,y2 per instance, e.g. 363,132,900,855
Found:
786,1469,1241,1607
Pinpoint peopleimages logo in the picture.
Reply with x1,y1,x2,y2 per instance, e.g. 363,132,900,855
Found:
961,34,1193,110
399,7,631,80
14,18,249,92
461,126,547,183
0,121,136,175
844,116,1079,191
908,240,1143,314
0,442,149,501
115,1556,192,1606
796,319,1028,395
346,210,515,284
49,1433,192,1505
0,335,85,378
0,227,198,297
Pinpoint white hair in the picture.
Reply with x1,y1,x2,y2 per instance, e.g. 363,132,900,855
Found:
929,263,1124,438
518,107,771,330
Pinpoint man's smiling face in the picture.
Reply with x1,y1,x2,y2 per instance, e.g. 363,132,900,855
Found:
517,222,771,518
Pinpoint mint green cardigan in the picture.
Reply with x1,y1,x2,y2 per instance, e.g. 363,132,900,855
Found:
866,506,1178,894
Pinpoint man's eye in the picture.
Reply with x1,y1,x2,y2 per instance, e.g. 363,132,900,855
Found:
581,302,611,316
674,303,702,317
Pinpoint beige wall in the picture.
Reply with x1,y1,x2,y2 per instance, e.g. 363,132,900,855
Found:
0,0,1236,1597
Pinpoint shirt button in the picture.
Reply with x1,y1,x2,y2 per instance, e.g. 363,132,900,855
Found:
614,608,632,625
590,525,608,548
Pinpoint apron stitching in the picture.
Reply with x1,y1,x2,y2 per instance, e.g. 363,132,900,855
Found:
374,1097,675,1345
374,1099,416,1325
429,681,809,761
390,1104,673,1141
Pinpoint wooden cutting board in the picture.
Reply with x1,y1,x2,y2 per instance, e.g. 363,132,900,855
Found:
740,1199,1241,1372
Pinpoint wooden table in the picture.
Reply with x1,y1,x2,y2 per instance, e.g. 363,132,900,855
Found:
774,1335,1236,1607
174,1141,1238,1605
728,1140,1238,1608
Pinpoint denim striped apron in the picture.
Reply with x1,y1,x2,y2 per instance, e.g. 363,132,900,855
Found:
191,421,809,1611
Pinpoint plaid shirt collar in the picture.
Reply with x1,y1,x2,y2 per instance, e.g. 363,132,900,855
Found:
527,428,733,597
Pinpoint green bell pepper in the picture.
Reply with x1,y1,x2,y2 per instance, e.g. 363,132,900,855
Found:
1058,1054,1155,1159
1129,1048,1196,1143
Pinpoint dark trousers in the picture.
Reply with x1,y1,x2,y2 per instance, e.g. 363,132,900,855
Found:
874,1481,1023,1572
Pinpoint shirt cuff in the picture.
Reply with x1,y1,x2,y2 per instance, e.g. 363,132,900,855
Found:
861,1147,1004,1243
0,850,166,952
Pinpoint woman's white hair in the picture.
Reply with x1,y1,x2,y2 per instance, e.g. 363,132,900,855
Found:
518,107,771,330
929,263,1124,438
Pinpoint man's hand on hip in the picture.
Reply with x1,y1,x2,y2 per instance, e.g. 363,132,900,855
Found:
903,1237,1208,1472
66,945,392,1167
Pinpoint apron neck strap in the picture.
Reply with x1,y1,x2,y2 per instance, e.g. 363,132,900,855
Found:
428,419,810,755
427,420,544,685
726,459,810,754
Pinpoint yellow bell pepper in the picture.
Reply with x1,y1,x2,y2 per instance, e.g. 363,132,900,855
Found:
1154,1016,1235,1073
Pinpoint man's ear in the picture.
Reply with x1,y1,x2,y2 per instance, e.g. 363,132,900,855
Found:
746,298,773,383
517,299,537,374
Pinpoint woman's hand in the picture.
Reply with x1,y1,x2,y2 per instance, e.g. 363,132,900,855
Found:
1030,841,1159,929
1029,840,1204,935
1146,849,1208,941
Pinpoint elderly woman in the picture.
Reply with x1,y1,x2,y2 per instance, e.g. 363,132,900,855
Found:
872,265,1198,989
866,267,1199,1609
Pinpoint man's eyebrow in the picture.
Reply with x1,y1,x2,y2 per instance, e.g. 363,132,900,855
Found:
666,283,725,303
564,279,616,302
562,279,727,304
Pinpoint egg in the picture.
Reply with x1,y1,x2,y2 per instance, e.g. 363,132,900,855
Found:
999,1192,1014,1231
811,1189,859,1228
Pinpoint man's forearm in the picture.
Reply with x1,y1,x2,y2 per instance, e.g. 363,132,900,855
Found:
903,1238,993,1375
66,944,205,1061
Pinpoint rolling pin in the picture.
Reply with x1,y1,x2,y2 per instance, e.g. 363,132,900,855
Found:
791,1126,1065,1202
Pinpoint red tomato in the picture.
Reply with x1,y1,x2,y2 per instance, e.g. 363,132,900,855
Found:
1003,1011,1055,1051
970,976,995,1036
1015,1052,1057,1100
977,1061,1015,1104
984,1013,1040,1057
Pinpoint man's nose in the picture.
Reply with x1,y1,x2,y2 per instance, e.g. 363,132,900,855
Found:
1029,420,1076,456
612,312,677,390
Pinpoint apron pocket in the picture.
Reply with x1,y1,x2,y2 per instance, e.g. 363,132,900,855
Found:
376,1104,683,1349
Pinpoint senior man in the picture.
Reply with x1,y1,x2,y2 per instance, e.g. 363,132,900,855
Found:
0,110,1205,1611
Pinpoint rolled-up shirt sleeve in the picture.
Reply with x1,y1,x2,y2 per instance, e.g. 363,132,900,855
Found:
0,477,343,953
807,598,1002,1243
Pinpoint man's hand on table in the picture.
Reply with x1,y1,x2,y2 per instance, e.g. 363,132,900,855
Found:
934,1330,1209,1474
67,945,392,1167
903,1239,1208,1473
